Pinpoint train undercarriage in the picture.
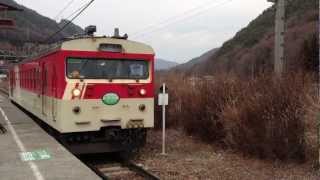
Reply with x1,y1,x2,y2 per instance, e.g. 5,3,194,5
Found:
57,127,147,155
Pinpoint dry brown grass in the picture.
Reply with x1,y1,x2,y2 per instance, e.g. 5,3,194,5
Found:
155,72,317,161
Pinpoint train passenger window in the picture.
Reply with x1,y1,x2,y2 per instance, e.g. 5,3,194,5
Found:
66,58,149,79
33,69,35,90
26,70,29,88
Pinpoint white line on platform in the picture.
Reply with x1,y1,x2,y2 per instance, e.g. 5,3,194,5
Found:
0,97,45,180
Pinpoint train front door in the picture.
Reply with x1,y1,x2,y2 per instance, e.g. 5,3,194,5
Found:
51,67,57,121
41,64,52,117
41,64,57,121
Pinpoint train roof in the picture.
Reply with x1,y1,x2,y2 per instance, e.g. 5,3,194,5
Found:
61,36,155,55
13,36,154,65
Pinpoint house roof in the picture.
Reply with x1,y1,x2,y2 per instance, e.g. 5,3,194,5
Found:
0,3,23,11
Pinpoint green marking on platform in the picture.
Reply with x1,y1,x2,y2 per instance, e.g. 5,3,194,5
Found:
20,149,51,162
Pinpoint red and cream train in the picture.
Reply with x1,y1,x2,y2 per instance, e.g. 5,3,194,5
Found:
8,29,155,154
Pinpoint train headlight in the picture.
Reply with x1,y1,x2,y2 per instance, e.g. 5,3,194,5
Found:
72,88,81,97
73,106,81,114
139,104,146,111
139,89,147,96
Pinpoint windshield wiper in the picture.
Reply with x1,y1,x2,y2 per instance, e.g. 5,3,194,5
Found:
78,60,90,79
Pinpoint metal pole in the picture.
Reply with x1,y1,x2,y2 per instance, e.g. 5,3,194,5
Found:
161,83,166,155
274,0,285,77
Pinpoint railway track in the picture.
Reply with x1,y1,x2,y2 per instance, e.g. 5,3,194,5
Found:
86,158,160,180
0,88,8,96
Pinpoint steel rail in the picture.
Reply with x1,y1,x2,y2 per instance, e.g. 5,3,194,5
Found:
0,88,9,96
122,161,160,180
86,160,160,180
86,163,109,180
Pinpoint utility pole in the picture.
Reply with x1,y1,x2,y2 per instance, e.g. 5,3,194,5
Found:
268,0,286,78
318,2,320,169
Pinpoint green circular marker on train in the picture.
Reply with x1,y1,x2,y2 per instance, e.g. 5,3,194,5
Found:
102,93,120,105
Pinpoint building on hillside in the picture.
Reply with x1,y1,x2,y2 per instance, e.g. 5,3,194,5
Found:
0,3,23,75
0,2,23,28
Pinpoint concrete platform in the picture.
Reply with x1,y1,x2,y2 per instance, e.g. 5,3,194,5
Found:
0,94,100,180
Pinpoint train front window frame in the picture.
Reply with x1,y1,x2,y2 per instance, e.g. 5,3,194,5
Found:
66,57,150,80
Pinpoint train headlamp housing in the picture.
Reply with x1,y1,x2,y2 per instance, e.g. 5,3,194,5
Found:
139,104,146,111
73,106,81,114
139,88,147,96
72,88,81,97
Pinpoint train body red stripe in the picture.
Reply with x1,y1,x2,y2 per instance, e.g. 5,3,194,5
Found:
9,50,155,100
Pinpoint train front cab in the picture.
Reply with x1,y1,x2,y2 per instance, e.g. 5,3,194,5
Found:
55,38,155,153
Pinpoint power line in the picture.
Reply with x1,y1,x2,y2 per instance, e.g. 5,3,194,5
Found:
64,0,91,20
151,0,233,43
142,0,234,49
53,0,75,21
43,0,96,43
131,0,233,40
129,0,221,37
130,0,232,39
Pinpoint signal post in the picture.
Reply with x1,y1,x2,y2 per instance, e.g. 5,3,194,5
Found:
267,0,285,78
159,84,169,155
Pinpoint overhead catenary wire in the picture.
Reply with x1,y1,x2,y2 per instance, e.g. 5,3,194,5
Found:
129,0,221,37
64,0,92,20
131,0,233,40
143,0,234,48
132,0,233,39
53,0,75,21
43,0,96,43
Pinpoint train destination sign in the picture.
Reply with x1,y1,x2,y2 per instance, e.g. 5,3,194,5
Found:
20,149,51,162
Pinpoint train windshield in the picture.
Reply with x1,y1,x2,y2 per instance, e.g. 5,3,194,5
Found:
67,58,149,79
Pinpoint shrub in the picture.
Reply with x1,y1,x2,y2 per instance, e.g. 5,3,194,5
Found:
221,75,309,160
155,72,314,161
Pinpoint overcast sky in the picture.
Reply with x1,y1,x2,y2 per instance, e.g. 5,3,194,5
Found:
15,0,272,63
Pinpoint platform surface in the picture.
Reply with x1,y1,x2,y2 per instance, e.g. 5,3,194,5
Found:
0,94,100,180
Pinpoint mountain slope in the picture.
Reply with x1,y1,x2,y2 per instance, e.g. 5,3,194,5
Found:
190,0,318,76
155,59,179,70
174,48,219,72
0,0,84,45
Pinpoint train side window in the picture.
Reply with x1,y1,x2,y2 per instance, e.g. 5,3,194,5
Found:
30,70,32,89
26,71,28,89
32,70,34,89
24,71,26,88
21,71,23,87
29,70,30,89
36,69,38,90
23,71,25,88
27,71,29,89
29,70,31,89
34,69,36,90
22,71,24,87
32,69,34,90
